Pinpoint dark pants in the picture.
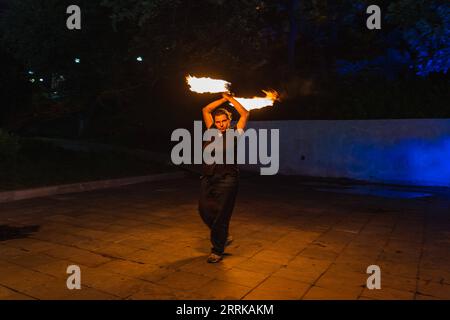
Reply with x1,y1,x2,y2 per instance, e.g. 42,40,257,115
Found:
199,173,239,255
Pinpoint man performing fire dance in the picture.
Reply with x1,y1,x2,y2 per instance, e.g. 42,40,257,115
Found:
199,92,249,263
186,75,277,263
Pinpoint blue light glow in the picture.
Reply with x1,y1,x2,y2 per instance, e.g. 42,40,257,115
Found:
346,136,450,187
404,137,450,186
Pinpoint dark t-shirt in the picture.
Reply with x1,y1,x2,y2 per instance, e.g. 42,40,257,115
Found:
202,125,242,176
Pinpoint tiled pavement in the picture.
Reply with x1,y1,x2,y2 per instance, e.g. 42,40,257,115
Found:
0,175,449,300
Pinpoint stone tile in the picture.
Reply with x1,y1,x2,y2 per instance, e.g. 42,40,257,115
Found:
377,261,419,280
360,287,415,300
0,245,30,261
174,290,214,300
114,237,162,250
6,252,60,269
42,245,112,267
415,293,442,300
315,267,367,289
235,258,284,275
35,232,91,247
196,279,252,300
0,285,35,300
157,270,213,291
136,266,177,283
94,259,155,278
418,267,450,285
358,296,376,300
65,286,119,300
334,253,379,270
92,243,141,259
125,249,186,266
333,222,365,234
343,242,386,256
299,246,340,262
0,262,58,294
245,230,286,243
265,241,307,255
74,239,113,251
71,220,111,231
315,230,356,245
302,285,361,300
81,268,155,298
278,231,322,243
244,276,310,300
215,268,269,288
1,238,57,253
178,257,228,278
109,219,146,228
213,255,249,270
329,261,372,274
378,250,421,264
32,259,87,279
251,249,296,265
24,280,117,300
127,283,177,300
226,243,263,258
273,257,331,284
380,273,417,293
417,280,450,299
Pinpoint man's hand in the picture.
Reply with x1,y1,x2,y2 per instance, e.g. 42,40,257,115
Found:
222,92,233,101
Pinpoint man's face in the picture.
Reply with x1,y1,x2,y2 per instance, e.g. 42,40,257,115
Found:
214,114,231,133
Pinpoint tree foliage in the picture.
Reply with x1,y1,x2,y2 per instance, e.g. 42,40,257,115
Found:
0,0,448,132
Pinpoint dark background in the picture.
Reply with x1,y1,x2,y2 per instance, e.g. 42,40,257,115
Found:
0,0,448,152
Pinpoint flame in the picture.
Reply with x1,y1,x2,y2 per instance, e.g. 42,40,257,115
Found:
232,90,280,111
186,75,231,93
186,75,279,111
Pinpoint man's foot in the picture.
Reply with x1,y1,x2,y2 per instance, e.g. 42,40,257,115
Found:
207,253,223,263
225,235,234,247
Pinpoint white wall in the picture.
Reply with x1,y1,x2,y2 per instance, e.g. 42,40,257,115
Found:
244,119,450,187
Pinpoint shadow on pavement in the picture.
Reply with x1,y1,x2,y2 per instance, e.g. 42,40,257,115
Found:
0,225,40,241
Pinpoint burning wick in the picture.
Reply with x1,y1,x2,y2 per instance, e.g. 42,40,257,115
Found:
186,75,231,94
232,90,280,111
186,75,279,111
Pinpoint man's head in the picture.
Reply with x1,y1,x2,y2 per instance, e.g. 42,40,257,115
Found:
213,108,232,133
